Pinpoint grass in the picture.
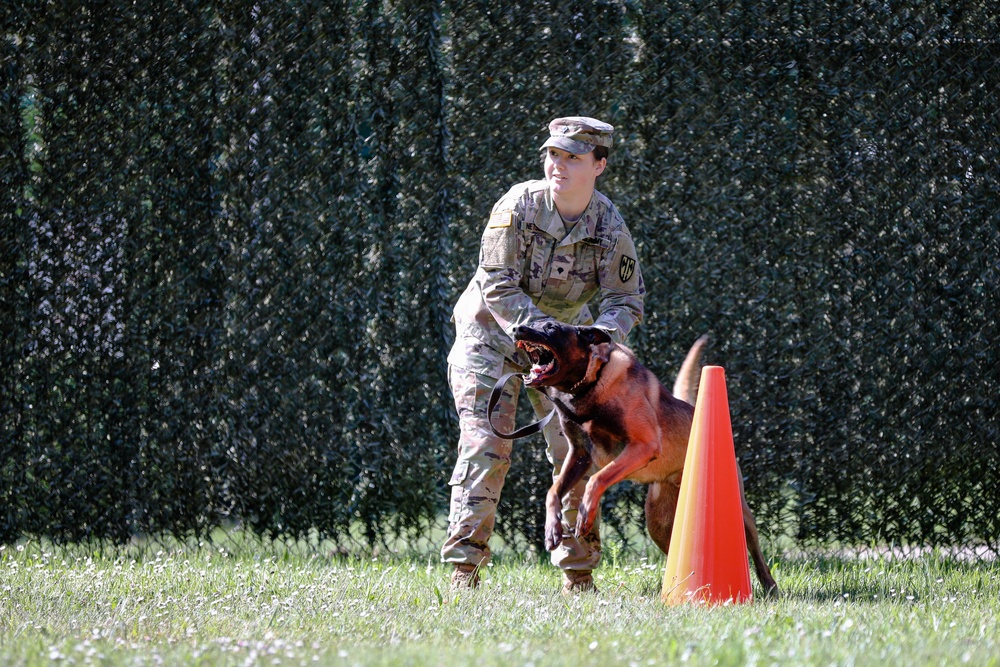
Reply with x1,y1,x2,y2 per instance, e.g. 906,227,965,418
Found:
1,534,999,666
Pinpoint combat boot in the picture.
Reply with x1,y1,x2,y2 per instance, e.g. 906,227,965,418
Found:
450,563,480,590
562,569,597,595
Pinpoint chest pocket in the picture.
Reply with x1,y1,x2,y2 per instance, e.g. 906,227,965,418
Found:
553,237,610,302
523,230,554,295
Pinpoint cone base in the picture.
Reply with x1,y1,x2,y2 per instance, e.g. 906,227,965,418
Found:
662,578,753,606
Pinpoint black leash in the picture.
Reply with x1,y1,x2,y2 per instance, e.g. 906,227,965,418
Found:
487,372,556,439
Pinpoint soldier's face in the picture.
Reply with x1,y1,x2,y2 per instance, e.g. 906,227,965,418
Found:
544,148,606,199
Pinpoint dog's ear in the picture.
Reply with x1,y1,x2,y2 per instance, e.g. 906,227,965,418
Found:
581,329,613,385
579,327,613,347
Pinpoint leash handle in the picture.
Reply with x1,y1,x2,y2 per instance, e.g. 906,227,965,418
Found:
487,372,556,439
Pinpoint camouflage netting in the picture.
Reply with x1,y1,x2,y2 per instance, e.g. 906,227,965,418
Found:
2,1,998,554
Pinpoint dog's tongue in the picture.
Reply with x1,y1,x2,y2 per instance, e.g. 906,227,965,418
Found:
526,361,554,385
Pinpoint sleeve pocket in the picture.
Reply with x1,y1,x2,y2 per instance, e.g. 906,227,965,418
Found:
480,222,518,268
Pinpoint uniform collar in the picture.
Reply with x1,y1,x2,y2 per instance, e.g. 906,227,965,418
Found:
541,186,599,246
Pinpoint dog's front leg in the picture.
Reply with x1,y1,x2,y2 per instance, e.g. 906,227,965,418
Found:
545,418,592,552
576,428,659,537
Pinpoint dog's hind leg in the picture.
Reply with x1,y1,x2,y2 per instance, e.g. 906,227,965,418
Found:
735,462,779,597
741,497,779,598
644,481,680,555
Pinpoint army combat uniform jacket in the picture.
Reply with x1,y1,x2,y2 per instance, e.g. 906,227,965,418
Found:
448,179,645,375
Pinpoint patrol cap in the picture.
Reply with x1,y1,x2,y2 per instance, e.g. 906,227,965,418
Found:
539,116,614,155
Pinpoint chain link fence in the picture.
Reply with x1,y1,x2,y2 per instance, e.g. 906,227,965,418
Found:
2,1,998,554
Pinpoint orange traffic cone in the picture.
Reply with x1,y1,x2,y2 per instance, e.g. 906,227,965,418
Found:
661,365,752,605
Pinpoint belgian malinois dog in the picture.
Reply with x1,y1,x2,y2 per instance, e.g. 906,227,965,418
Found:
513,320,778,596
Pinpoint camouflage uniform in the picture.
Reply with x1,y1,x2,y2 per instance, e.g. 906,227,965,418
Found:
443,149,646,576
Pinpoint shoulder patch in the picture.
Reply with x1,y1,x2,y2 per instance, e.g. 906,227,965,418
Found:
488,210,514,229
601,233,642,291
618,254,636,283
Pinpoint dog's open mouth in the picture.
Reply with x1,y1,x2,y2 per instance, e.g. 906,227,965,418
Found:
517,340,557,385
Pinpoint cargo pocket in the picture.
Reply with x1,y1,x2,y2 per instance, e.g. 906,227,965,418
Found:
447,460,471,523
448,459,470,486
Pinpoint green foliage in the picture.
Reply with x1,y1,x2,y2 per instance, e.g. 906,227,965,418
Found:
1,1,998,551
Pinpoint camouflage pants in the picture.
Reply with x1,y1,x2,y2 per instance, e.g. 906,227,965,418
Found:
441,362,602,571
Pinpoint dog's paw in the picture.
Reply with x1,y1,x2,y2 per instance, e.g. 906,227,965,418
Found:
544,511,564,551
575,505,594,539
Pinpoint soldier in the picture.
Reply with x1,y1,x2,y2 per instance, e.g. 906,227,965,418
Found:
443,116,645,593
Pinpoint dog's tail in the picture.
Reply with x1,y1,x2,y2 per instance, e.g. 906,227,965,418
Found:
672,334,709,406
